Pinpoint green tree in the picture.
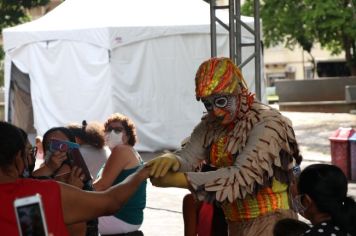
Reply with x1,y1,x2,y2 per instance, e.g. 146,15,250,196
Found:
0,0,50,86
0,0,50,31
242,0,356,75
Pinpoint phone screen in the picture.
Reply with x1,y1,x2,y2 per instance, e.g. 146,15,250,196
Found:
16,202,47,236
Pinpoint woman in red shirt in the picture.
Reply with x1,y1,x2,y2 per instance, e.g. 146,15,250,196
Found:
0,121,150,236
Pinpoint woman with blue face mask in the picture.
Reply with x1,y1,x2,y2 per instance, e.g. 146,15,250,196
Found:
291,164,356,236
93,113,146,235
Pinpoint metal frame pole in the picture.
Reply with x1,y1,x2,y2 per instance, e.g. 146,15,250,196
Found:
210,0,217,57
254,0,261,100
234,0,241,65
207,0,262,100
229,0,235,61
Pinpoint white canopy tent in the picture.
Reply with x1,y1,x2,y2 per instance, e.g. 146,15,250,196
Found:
2,0,265,151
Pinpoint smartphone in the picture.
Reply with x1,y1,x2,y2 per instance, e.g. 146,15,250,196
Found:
68,148,93,182
14,194,49,236
48,139,92,182
49,139,79,152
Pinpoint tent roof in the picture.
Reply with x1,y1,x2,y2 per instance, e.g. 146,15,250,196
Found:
3,0,254,51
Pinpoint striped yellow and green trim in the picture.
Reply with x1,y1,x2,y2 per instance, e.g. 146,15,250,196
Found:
222,179,290,222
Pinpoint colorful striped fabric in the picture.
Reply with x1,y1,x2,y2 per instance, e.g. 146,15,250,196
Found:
210,136,234,167
195,57,247,99
209,135,290,222
222,180,290,221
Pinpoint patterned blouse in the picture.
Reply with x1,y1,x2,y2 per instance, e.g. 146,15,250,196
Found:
303,221,351,236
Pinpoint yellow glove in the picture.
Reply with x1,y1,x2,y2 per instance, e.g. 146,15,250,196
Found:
150,171,188,188
146,152,180,178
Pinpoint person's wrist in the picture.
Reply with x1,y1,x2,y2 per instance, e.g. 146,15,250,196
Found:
137,166,150,179
44,162,57,176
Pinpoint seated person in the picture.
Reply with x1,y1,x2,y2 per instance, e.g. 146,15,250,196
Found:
68,120,110,178
32,127,90,236
93,113,146,235
0,121,150,236
291,164,356,235
32,127,77,180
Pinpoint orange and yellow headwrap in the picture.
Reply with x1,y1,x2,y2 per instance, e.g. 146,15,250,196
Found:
195,57,248,100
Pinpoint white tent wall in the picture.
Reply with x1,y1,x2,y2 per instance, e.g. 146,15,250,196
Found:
3,0,265,152
110,34,229,151
5,40,113,134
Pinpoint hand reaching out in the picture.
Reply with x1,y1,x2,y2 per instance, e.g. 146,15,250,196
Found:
150,171,188,188
145,152,180,178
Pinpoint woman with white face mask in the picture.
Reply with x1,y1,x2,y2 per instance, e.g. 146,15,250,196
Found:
93,113,146,235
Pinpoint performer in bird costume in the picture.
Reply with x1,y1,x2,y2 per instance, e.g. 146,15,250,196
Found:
148,57,302,235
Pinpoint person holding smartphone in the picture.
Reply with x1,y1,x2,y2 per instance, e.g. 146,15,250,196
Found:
0,121,150,236
14,194,50,236
67,120,110,179
33,126,96,236
32,127,78,179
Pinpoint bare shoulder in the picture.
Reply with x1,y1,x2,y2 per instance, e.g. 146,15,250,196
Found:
111,144,134,155
109,145,138,163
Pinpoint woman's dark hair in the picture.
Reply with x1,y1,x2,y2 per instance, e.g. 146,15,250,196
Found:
298,164,356,235
273,218,310,236
104,113,137,146
42,127,76,154
67,121,105,149
0,122,27,168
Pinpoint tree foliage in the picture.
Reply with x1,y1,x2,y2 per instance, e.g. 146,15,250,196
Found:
0,0,50,31
0,0,50,86
242,0,356,75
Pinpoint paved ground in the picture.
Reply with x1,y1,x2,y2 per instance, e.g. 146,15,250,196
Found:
139,109,356,236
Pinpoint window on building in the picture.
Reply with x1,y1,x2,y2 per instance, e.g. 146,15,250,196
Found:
304,66,314,80
316,60,351,77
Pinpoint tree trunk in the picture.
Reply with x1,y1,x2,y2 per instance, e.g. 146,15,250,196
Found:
351,40,356,76
343,36,356,76
306,51,316,78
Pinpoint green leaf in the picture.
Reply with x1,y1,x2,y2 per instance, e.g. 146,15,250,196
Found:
242,0,356,75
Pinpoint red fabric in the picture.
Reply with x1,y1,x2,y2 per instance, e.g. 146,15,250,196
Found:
197,202,214,236
0,178,69,236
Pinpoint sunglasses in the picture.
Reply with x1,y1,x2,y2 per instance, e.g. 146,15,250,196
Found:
105,126,124,133
202,96,229,111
